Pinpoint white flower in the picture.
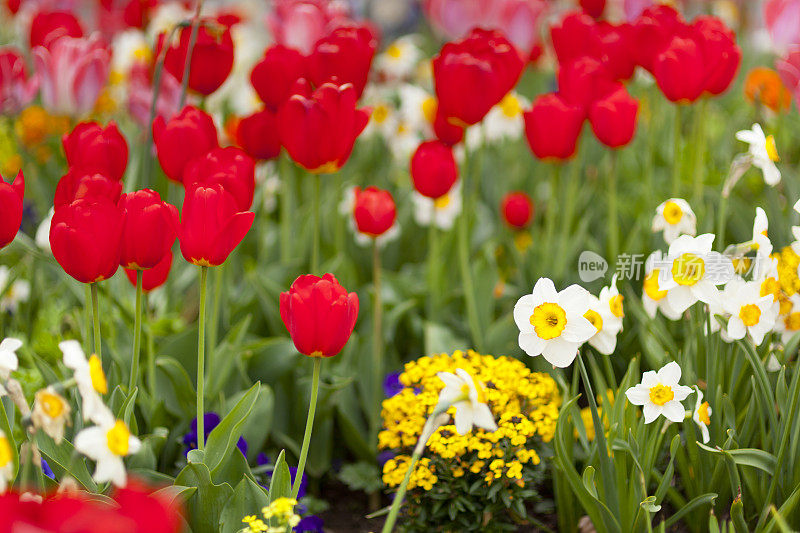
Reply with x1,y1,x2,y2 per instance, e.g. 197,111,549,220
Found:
692,386,711,444
0,338,21,396
60,341,112,424
32,386,71,444
35,207,54,253
411,181,462,230
0,266,30,313
722,277,779,345
651,198,696,245
465,92,528,149
625,361,692,423
750,207,773,263
585,275,624,355
0,431,13,492
435,368,497,435
659,234,733,314
110,29,150,80
397,84,435,135
375,35,423,80
75,413,140,487
735,123,781,185
260,173,281,214
642,251,683,320
514,278,596,368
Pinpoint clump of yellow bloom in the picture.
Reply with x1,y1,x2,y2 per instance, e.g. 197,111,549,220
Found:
380,350,559,490
241,498,300,533
777,247,800,298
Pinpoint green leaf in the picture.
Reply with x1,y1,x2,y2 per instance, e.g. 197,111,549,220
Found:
664,493,717,529
174,461,234,532
268,449,292,503
582,466,598,499
338,461,383,493
36,432,97,491
205,383,260,474
697,443,776,475
0,399,18,478
155,356,196,418
219,477,269,533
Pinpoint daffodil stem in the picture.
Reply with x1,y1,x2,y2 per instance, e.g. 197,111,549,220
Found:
197,265,208,451
311,174,320,273
671,105,682,196
371,240,383,445
577,352,620,518
607,150,619,264
90,283,101,361
381,448,421,533
129,271,143,392
178,0,203,110
292,357,321,500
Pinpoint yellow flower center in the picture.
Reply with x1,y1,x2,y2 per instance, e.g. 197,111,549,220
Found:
0,436,11,468
421,96,437,124
698,401,710,425
662,201,684,225
386,42,402,59
765,134,780,162
499,93,522,118
644,270,667,301
434,194,451,209
530,302,567,340
785,312,800,331
583,309,603,332
739,303,761,327
106,420,131,456
609,294,624,318
671,253,705,286
372,104,389,124
88,355,108,395
648,384,674,406
39,391,65,419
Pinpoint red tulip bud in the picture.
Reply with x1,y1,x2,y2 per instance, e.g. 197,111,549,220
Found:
30,10,83,50
653,36,706,103
524,93,585,161
0,171,24,250
178,183,254,267
433,108,464,145
152,105,219,182
307,24,378,99
54,170,122,208
161,22,234,96
353,186,396,237
63,121,129,182
50,198,123,283
501,191,533,229
410,140,458,199
589,86,639,148
250,44,307,112
125,250,173,292
182,146,256,211
236,109,281,161
118,189,179,270
280,273,359,357
580,0,606,19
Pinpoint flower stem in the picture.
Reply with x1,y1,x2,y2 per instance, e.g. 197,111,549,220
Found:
371,240,383,444
178,0,203,110
427,223,439,320
311,174,321,273
671,105,682,196
84,284,92,355
129,270,143,392
691,99,708,206
90,283,101,361
607,150,619,263
291,357,322,499
197,265,208,451
381,449,421,533
457,206,484,352
279,154,293,263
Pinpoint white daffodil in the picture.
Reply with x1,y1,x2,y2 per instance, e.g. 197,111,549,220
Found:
411,181,462,230
435,368,497,435
110,29,150,81
625,361,692,423
375,35,423,80
0,266,30,313
642,251,683,320
0,338,21,396
775,294,800,344
692,386,712,444
791,199,800,257
652,198,696,245
60,341,112,424
735,123,781,185
75,412,141,487
35,207,54,253
32,386,71,444
659,234,733,314
749,207,773,263
585,275,624,355
397,83,435,135
465,92,529,149
722,277,779,345
514,278,596,368
0,431,13,492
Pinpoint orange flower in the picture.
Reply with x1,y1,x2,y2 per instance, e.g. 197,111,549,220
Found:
744,67,792,112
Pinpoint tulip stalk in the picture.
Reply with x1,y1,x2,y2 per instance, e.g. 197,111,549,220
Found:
90,283,101,361
291,357,322,500
671,105,682,196
129,271,143,392
178,0,204,110
311,175,321,273
196,265,208,450
457,145,484,352
371,240,383,443
607,150,619,263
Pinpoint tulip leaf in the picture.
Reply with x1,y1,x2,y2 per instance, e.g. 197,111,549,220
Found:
205,382,260,474
219,477,269,533
155,356,197,418
35,432,97,492
268,449,292,504
174,461,234,533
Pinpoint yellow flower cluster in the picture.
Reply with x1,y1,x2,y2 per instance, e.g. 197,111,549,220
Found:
777,247,800,299
241,498,300,533
380,350,560,490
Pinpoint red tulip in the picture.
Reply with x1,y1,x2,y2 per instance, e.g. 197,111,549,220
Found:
588,86,639,148
353,186,396,237
50,198,123,283
410,140,458,199
29,10,84,50
551,11,598,66
0,171,24,250
501,191,533,229
524,93,585,161
118,189,178,270
652,36,706,103
112,480,184,533
152,105,218,182
161,21,234,96
125,249,173,292
236,109,281,161
693,16,741,96
63,121,129,182
250,44,307,112
278,79,370,173
307,24,378,99
182,146,256,211
0,47,39,114
557,56,618,112
596,22,637,81
632,5,686,73
280,273,359,357
580,0,605,19
433,28,524,126
433,108,464,145
54,170,122,208
178,183,254,267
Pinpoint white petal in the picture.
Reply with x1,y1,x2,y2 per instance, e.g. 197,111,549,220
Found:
0,338,22,353
437,371,462,388
541,338,579,368
74,427,107,459
625,386,650,405
60,341,87,369
727,316,746,340
662,401,687,422
672,385,693,402
518,332,545,357
642,403,661,424
472,403,497,431
531,278,558,304
657,362,682,385
562,315,596,343
667,286,697,314
454,403,474,435
513,295,535,330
